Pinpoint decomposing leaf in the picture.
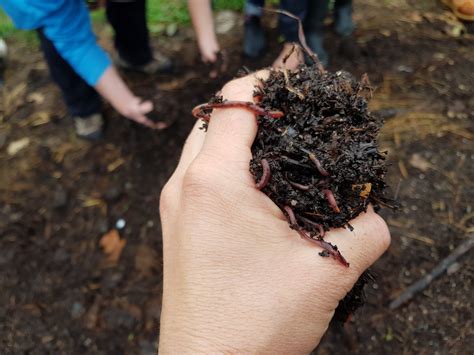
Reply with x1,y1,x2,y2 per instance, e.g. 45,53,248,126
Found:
398,160,409,178
19,111,51,127
82,198,103,208
27,92,45,105
100,229,126,266
52,143,74,163
107,157,125,172
409,153,433,172
4,83,26,114
352,183,372,199
7,137,30,156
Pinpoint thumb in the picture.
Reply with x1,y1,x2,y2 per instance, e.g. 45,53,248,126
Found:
138,100,153,114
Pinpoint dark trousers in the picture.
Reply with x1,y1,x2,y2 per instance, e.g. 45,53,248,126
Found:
245,0,309,42
38,0,152,118
246,0,353,39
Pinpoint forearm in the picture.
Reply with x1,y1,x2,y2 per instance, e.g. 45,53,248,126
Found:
94,66,136,116
188,0,218,50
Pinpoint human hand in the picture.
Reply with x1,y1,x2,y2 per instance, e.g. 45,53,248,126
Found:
119,97,168,130
199,42,227,79
95,67,167,129
199,37,220,64
158,71,390,353
273,42,304,70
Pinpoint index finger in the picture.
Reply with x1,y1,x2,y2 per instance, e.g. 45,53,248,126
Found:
200,70,270,165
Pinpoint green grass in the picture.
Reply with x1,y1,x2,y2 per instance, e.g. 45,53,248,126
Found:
0,10,38,45
0,0,245,43
0,9,16,38
89,0,245,26
146,0,245,25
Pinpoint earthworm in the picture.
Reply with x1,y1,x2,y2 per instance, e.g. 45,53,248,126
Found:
323,189,341,213
297,216,325,238
192,101,284,123
308,153,330,177
255,159,271,190
283,206,349,267
288,180,311,191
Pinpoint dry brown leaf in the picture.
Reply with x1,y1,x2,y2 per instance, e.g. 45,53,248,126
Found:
27,92,45,105
398,160,409,179
82,198,103,207
7,137,30,156
107,157,125,172
4,83,26,114
31,112,51,126
352,183,372,198
100,229,126,265
52,142,74,163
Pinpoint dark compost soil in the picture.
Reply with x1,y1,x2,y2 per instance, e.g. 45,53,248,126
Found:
193,64,393,320
1,1,473,354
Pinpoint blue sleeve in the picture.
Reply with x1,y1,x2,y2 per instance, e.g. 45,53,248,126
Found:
0,0,111,86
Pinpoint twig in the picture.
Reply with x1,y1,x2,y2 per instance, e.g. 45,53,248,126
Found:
283,67,305,100
389,237,474,310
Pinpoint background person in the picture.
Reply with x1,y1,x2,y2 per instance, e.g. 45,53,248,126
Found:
244,0,356,68
0,0,170,140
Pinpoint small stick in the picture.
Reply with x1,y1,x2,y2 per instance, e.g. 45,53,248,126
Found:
192,101,284,122
282,42,296,65
283,68,305,100
281,44,305,99
284,206,349,267
323,189,341,213
256,159,271,190
389,237,474,310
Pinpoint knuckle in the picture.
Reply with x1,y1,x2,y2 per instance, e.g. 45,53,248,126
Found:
159,179,178,216
370,212,391,252
181,157,230,205
348,212,391,275
182,159,217,198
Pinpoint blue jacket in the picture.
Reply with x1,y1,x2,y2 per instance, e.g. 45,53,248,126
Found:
1,0,111,86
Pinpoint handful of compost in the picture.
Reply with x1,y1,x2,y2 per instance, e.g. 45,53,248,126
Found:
192,51,393,321
193,63,390,267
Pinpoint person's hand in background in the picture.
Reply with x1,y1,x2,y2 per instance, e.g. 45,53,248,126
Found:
159,71,391,353
272,42,304,70
95,66,167,129
188,0,227,78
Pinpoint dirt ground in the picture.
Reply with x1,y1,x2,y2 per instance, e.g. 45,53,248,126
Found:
1,0,473,353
